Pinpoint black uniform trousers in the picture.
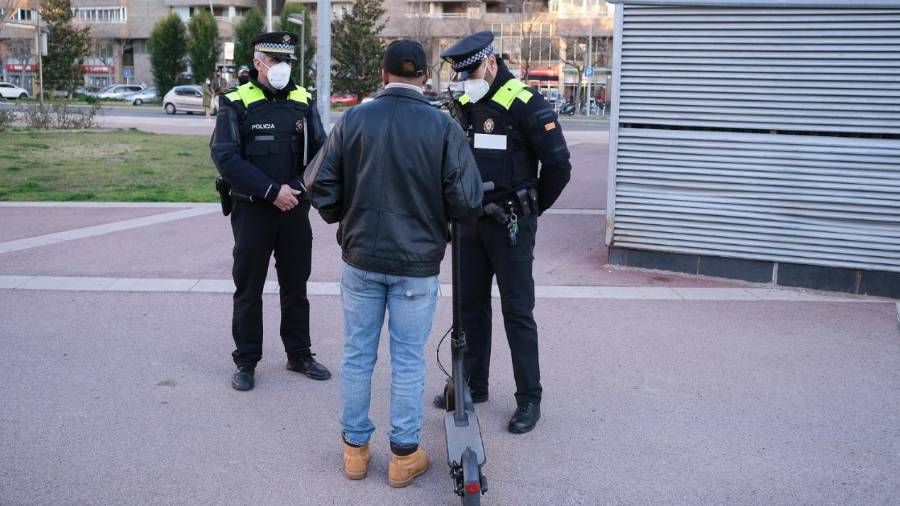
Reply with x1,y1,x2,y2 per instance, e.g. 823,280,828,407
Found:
459,212,542,406
230,199,313,368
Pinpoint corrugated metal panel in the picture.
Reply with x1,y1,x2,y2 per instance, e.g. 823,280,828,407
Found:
618,5,900,133
608,4,900,272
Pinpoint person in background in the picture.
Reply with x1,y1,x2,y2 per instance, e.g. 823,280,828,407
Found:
202,78,214,119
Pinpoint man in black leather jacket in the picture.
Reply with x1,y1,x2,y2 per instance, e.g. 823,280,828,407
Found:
303,40,482,488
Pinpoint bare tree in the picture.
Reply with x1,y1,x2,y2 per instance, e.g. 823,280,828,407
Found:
90,34,115,86
459,1,483,34
507,0,552,82
1,0,28,77
406,10,441,88
7,37,32,89
557,19,587,106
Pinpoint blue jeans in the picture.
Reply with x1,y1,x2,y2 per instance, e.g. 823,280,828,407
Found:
340,263,439,447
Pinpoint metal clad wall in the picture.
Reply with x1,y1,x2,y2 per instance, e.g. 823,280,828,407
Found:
609,3,900,272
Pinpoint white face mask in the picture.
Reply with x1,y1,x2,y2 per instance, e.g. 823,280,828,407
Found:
464,78,490,103
260,59,292,90
463,62,492,103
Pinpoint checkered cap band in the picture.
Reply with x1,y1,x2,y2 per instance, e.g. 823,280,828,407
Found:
255,42,295,54
451,46,493,71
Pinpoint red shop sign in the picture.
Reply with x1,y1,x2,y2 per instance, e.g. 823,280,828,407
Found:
83,65,115,73
5,64,38,72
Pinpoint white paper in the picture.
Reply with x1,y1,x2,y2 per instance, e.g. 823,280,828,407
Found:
474,134,507,150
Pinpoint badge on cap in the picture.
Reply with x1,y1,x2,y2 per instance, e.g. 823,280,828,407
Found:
484,118,495,134
283,34,291,43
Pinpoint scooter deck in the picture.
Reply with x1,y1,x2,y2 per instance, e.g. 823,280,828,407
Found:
444,409,487,466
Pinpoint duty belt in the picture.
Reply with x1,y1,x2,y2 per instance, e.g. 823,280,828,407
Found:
482,187,538,247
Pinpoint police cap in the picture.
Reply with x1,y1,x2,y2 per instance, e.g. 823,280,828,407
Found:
252,31,298,62
440,31,494,82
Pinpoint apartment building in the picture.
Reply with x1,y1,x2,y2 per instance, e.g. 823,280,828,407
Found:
286,0,612,101
1,0,609,100
0,0,267,93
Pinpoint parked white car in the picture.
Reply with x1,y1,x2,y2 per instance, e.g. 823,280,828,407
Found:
0,82,29,100
162,85,204,115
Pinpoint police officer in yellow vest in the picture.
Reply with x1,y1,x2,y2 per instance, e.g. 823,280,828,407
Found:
210,32,330,391
433,32,572,434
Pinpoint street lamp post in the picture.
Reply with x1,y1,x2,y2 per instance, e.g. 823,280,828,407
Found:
287,15,305,88
586,18,592,115
316,0,331,129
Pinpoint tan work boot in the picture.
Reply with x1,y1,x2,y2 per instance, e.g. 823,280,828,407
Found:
388,447,430,488
343,441,370,480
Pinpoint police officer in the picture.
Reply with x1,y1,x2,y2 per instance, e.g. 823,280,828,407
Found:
433,32,572,434
210,32,330,391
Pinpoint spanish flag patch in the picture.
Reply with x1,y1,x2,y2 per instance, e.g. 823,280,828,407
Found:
544,122,557,132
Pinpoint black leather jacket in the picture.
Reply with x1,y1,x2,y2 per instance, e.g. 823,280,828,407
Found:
304,86,483,277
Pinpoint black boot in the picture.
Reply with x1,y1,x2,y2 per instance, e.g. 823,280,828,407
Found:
508,403,540,434
287,354,332,380
432,390,489,409
231,367,255,391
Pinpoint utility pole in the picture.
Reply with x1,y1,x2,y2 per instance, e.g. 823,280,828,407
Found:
266,0,273,31
287,15,305,87
317,0,331,129
37,11,44,105
586,19,592,115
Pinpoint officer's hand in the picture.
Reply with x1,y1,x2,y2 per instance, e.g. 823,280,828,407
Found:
274,184,302,211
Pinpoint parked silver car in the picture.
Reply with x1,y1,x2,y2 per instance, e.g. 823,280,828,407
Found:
124,86,158,105
94,84,144,101
162,85,204,115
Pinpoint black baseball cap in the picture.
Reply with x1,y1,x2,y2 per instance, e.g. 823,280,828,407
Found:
383,40,427,78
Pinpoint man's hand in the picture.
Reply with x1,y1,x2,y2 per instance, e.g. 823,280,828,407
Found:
273,184,302,211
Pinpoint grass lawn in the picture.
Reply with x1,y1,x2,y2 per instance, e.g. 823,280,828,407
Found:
0,129,218,202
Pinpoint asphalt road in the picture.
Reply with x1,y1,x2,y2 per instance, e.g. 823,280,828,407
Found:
0,100,609,133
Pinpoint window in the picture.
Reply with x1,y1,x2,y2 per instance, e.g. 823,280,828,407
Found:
76,7,127,24
332,3,352,20
17,9,36,21
552,0,607,18
176,87,200,96
188,6,227,18
442,2,467,16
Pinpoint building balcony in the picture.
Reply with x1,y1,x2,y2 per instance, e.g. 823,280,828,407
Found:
164,0,258,7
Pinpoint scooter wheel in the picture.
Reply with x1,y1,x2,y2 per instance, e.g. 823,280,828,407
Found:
461,448,482,505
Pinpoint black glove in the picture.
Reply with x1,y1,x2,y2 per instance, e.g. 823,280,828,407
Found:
215,176,233,216
289,178,309,200
482,203,509,225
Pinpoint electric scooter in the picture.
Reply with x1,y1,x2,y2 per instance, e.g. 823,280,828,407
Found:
438,182,494,505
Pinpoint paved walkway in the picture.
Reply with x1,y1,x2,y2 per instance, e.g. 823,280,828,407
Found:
1,133,898,505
